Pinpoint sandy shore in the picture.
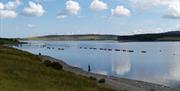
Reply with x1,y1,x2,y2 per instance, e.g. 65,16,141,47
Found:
41,55,178,91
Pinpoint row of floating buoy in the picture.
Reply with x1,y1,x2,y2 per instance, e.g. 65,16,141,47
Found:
44,46,180,56
79,47,145,53
44,46,64,51
17,44,180,56
80,47,180,56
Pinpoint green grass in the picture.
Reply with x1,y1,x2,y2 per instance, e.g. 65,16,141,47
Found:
0,38,21,45
0,46,115,91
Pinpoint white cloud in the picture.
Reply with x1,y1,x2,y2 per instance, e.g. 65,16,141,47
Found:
4,0,21,10
0,2,4,10
57,11,68,19
90,0,108,11
111,5,131,16
57,0,80,19
133,28,172,34
0,10,17,18
129,0,180,19
129,0,178,9
0,0,21,18
22,1,45,16
57,15,67,19
33,0,56,2
27,24,35,28
65,0,80,15
176,24,180,30
164,3,180,19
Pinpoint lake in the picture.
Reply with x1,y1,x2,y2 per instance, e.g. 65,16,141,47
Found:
14,40,180,88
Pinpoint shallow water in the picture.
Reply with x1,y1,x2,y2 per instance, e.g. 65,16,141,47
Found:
15,40,180,88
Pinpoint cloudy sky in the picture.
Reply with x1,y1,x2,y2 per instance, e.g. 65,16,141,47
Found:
0,0,180,38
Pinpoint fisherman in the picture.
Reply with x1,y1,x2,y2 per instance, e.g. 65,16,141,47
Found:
38,53,41,56
88,64,91,72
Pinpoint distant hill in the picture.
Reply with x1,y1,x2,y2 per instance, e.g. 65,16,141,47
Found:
164,31,180,35
26,34,119,41
24,31,180,41
0,38,21,45
118,31,180,41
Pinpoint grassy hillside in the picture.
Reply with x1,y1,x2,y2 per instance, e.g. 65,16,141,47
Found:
0,38,21,45
0,45,115,91
118,31,180,41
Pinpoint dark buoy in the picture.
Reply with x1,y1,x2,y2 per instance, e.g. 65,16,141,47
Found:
42,45,46,48
100,48,103,50
141,51,146,53
115,49,120,51
122,50,126,52
128,50,134,52
108,49,112,51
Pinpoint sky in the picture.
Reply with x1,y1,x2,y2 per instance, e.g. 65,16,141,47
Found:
0,0,180,38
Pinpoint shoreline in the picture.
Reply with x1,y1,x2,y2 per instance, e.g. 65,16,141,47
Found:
41,55,178,91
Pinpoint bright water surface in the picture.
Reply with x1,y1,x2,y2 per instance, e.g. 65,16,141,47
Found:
15,41,180,88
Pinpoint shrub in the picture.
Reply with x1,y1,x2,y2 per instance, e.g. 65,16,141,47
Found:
123,89,128,91
43,60,52,67
43,60,63,70
51,62,63,70
98,78,105,83
88,76,97,81
150,88,155,91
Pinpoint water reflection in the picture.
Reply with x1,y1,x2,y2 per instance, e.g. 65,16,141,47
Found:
93,70,108,75
168,43,180,88
112,53,131,75
168,56,180,88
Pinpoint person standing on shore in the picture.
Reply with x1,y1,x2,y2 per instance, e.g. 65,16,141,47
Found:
88,64,91,72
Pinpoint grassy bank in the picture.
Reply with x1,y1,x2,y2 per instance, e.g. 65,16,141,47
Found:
0,38,21,45
0,45,116,91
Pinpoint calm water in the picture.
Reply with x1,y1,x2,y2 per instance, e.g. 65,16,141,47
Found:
15,41,180,88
